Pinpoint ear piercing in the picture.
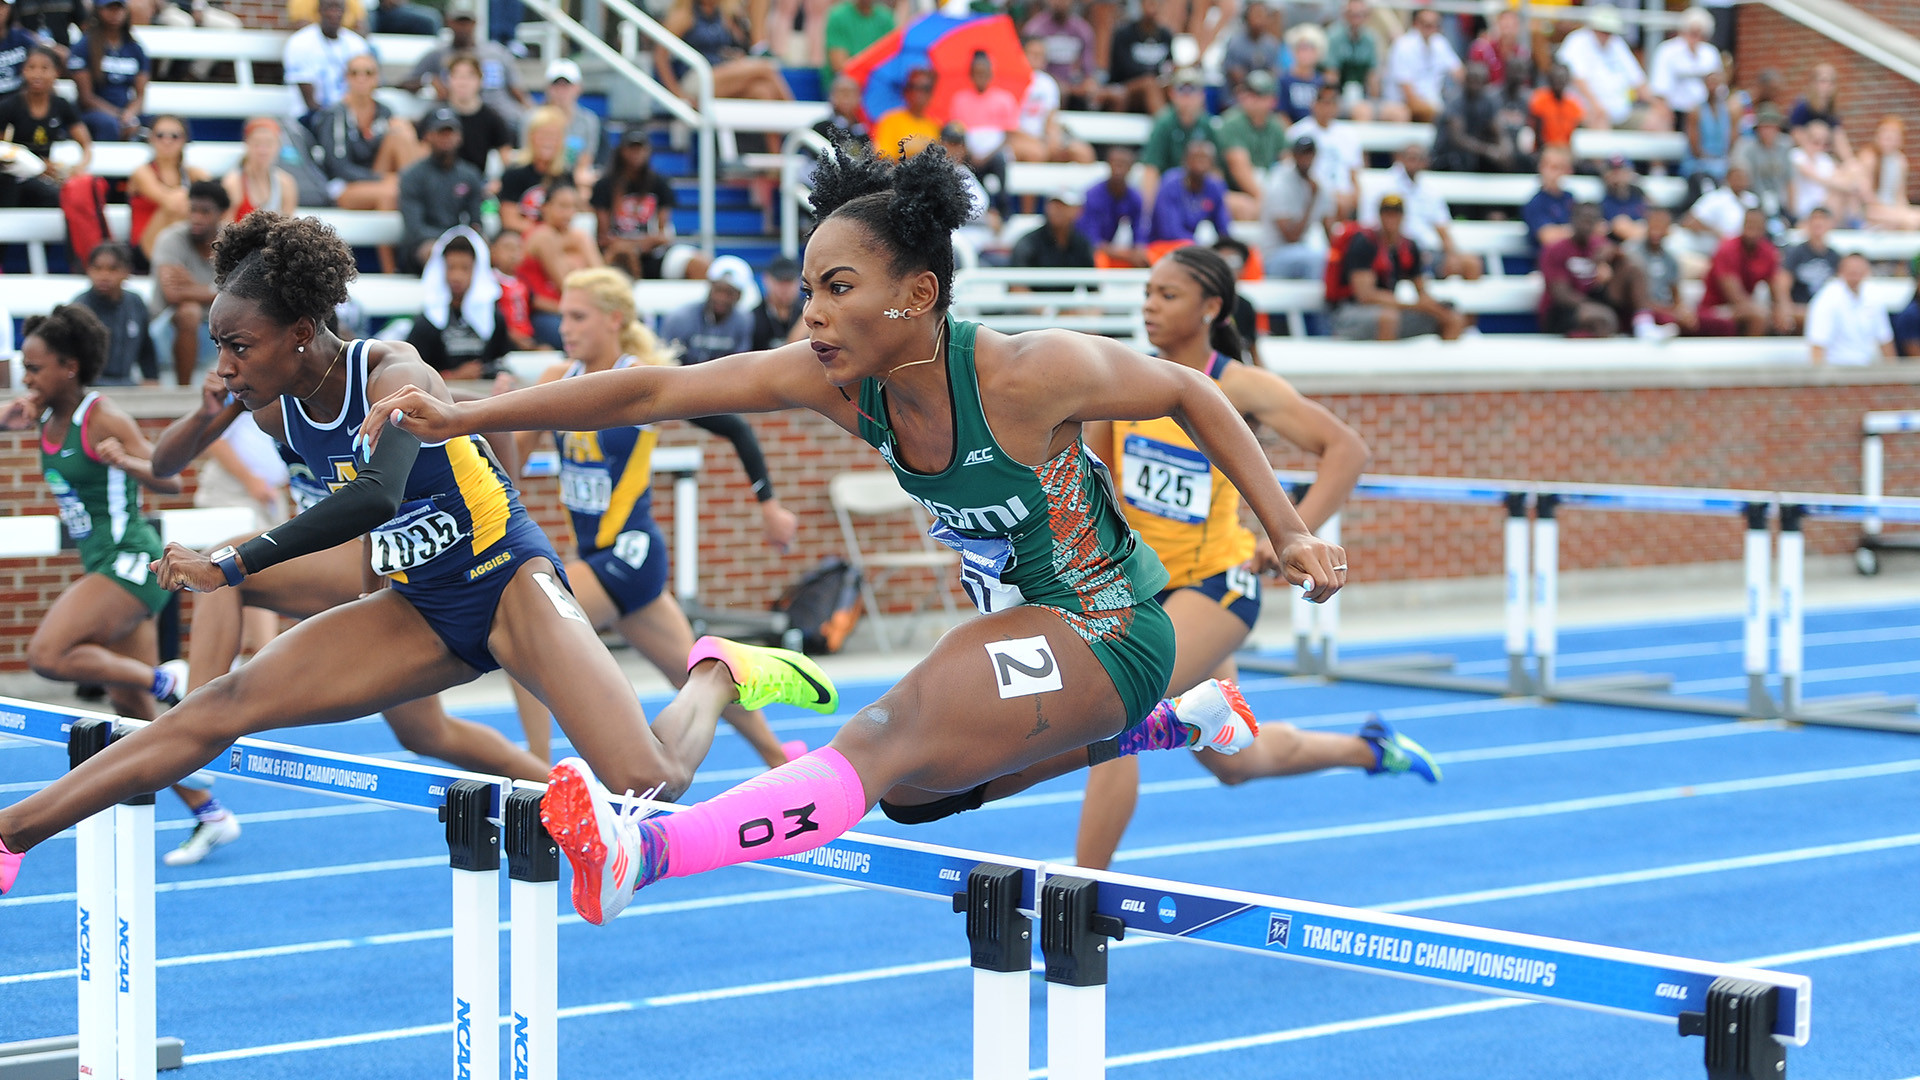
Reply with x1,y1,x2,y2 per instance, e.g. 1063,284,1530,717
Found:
884,308,911,320
298,346,306,352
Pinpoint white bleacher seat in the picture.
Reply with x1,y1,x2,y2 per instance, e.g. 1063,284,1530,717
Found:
1056,111,1152,147
130,26,440,85
57,80,290,121
49,142,245,180
710,99,830,135
1357,168,1689,209
1053,111,1689,161
1816,230,1920,262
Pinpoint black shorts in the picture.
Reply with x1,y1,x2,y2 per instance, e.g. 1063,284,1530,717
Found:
393,515,570,673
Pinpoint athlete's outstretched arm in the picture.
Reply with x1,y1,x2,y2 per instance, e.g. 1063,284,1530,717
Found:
1227,367,1370,534
358,342,845,453
1026,331,1347,601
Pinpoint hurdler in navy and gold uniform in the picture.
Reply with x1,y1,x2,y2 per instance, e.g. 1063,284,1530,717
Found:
553,356,670,616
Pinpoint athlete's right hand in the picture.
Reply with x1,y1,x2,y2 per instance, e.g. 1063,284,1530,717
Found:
1279,534,1348,604
153,542,229,593
199,369,229,417
356,386,467,458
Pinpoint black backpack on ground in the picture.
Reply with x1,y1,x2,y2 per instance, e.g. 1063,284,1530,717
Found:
772,557,864,655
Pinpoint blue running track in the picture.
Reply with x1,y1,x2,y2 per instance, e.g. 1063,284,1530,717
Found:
5,604,1920,1078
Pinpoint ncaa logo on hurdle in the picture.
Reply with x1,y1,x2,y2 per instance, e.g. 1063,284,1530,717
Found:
1158,896,1178,924
1267,913,1293,949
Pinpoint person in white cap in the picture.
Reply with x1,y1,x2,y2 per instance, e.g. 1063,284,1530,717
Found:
520,57,601,181
403,0,533,128
1646,6,1721,133
1557,5,1646,130
660,255,760,365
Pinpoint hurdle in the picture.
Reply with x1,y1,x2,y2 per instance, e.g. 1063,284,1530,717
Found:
1856,410,1920,576
5,697,1816,1079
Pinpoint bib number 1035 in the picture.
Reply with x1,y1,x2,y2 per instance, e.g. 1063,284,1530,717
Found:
370,510,464,575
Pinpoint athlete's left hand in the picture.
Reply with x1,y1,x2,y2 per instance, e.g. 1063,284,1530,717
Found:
760,498,798,553
1278,534,1348,604
152,543,228,593
94,436,133,469
1245,537,1285,578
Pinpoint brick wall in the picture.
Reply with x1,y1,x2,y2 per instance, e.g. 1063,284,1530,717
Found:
1735,5,1920,202
5,377,1920,671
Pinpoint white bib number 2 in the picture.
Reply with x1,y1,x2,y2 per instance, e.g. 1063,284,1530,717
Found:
370,509,465,576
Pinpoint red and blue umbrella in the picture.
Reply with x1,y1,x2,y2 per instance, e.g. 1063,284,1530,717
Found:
843,12,1031,126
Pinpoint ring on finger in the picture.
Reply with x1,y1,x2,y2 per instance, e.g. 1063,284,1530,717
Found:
1331,564,1349,571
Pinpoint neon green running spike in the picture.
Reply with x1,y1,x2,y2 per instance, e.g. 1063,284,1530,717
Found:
688,636,840,715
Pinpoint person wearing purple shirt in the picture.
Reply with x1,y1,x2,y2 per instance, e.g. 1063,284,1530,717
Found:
1078,144,1149,266
1146,140,1232,246
1021,0,1098,107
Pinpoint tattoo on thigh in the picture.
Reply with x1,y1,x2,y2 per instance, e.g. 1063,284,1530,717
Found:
1025,697,1050,740
533,572,588,624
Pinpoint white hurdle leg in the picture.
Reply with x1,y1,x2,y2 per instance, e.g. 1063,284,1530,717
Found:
1531,495,1561,694
445,780,502,1080
673,473,700,604
1777,506,1806,716
1863,432,1884,537
1743,503,1776,718
955,864,1030,1080
506,787,558,1080
1318,512,1342,669
70,719,118,1080
1041,874,1122,1080
112,732,157,1080
1503,493,1532,694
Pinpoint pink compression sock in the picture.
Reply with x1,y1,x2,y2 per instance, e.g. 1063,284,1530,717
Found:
642,747,867,884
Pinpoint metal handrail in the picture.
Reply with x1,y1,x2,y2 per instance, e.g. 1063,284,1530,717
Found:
592,0,719,255
779,127,833,257
516,0,716,253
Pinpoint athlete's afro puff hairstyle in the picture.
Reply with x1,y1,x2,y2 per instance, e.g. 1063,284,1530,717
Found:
212,211,357,329
807,142,975,312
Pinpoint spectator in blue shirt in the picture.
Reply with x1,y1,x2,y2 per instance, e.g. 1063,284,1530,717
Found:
1146,139,1233,249
1896,256,1920,358
0,2,41,97
1275,24,1327,122
1079,144,1149,267
1521,145,1576,251
68,0,147,141
1599,155,1649,243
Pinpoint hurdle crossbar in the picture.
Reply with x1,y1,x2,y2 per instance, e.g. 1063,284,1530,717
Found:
0,695,510,1080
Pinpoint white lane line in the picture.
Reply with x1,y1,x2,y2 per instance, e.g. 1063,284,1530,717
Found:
1114,758,1920,863
0,855,445,909
1675,658,1920,694
1452,621,1920,676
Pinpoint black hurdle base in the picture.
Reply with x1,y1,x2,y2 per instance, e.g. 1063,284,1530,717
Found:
0,1036,184,1078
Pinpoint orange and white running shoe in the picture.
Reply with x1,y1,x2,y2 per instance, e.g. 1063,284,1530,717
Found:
540,757,648,926
1175,679,1260,755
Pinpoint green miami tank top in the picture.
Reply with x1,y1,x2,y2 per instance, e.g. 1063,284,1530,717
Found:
854,318,1168,634
39,391,164,575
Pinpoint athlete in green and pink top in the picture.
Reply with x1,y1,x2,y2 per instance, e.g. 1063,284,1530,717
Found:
353,146,1349,926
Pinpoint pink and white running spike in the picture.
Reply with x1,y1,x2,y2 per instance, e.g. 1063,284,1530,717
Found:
1175,679,1260,755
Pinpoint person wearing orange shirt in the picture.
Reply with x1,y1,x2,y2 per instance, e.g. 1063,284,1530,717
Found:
1529,61,1584,150
872,67,941,159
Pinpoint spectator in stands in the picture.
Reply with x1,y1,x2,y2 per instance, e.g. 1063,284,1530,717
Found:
1218,70,1286,220
1381,6,1460,124
750,255,803,351
1275,24,1325,123
1012,188,1096,274
12,0,84,60
1539,202,1668,339
1493,56,1537,163
659,255,757,364
1794,120,1859,226
1365,142,1481,279
127,114,203,261
1600,155,1647,242
1102,0,1173,115
149,179,225,384
147,0,240,79
1731,106,1793,222
0,6,38,98
1329,193,1468,340
1861,115,1916,230
1080,143,1149,268
594,128,706,282
1221,0,1284,94
0,48,91,209
407,227,511,378
222,118,298,221
1556,5,1643,132
73,242,157,385
657,0,793,111
500,105,577,232
1325,0,1382,122
1468,8,1523,89
1145,138,1232,256
1789,63,1852,161
1894,256,1920,358
283,0,371,125
873,68,940,160
437,54,515,176
1290,82,1362,219
288,0,366,34
1781,205,1840,322
1522,144,1576,251
813,74,873,157
1012,36,1093,164
1680,66,1733,191
1806,253,1891,365
940,127,1006,263
1528,63,1583,153
1624,206,1695,333
487,229,539,351
948,50,1021,170
314,54,422,272
68,0,147,142
1210,235,1264,363
399,108,486,273
1140,68,1217,207
1697,207,1795,336
370,0,438,35
1023,0,1098,109
1646,6,1719,133
1432,61,1517,174
523,60,603,181
822,0,892,87
519,178,601,346
1260,135,1335,280
1682,163,1758,248
404,0,532,129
